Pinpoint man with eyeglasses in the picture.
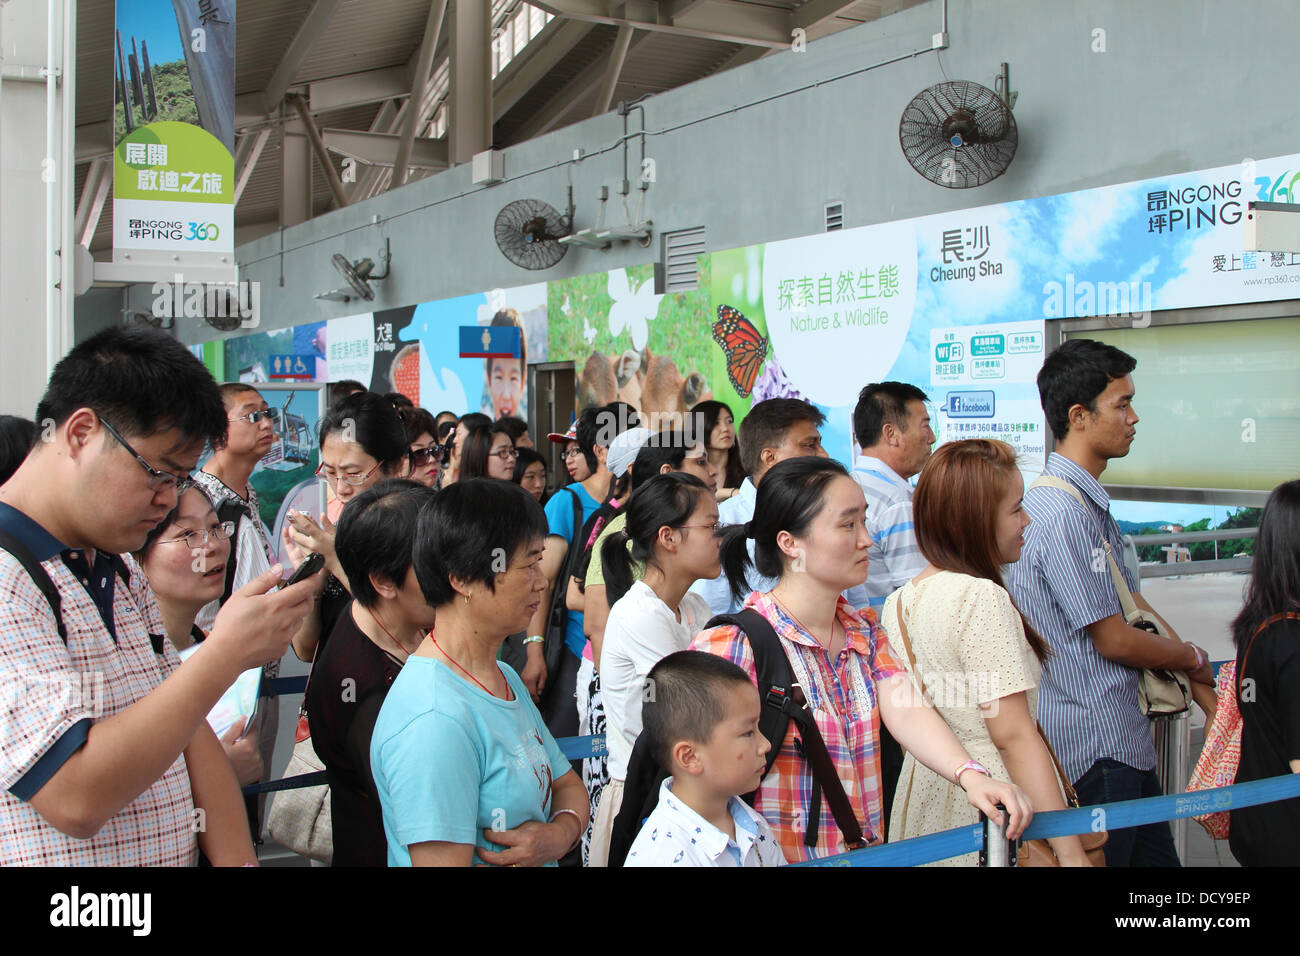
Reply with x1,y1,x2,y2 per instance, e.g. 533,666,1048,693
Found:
0,328,319,866
193,384,279,630
192,383,285,835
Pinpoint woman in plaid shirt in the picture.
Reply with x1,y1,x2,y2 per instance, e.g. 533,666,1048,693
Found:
690,457,1033,862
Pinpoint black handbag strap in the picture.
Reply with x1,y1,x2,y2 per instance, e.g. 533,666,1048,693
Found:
706,608,868,850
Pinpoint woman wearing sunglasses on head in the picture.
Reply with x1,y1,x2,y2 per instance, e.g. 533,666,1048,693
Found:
285,392,410,662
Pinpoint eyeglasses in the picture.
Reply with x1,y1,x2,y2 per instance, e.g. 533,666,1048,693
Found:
229,408,277,426
410,446,443,467
489,447,519,461
315,460,383,487
100,419,196,494
678,521,723,535
159,521,236,549
562,448,584,460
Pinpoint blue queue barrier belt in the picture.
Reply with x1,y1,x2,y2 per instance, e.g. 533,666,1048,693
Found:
246,728,1300,869
792,772,1300,867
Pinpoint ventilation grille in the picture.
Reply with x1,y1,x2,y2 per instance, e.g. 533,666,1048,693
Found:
825,201,844,231
656,226,706,293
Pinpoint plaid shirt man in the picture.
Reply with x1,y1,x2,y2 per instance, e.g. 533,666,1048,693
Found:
0,502,199,866
690,590,904,862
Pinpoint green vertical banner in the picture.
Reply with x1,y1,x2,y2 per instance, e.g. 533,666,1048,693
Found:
112,0,234,261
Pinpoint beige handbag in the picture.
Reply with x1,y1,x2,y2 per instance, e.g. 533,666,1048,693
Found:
1030,476,1191,718
266,645,334,864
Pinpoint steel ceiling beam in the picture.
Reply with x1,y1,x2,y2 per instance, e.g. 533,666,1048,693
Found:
263,0,345,115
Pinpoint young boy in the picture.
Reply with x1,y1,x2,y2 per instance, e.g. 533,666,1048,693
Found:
626,651,786,867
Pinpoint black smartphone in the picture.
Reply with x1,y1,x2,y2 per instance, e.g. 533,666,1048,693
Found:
281,552,325,589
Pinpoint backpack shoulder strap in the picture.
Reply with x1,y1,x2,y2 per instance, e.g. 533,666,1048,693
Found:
606,730,671,868
706,608,868,850
0,529,67,644
215,498,246,605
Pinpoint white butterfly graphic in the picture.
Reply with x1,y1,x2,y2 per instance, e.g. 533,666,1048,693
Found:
606,268,661,351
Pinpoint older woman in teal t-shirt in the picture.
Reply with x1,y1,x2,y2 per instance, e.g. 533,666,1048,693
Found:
370,479,589,866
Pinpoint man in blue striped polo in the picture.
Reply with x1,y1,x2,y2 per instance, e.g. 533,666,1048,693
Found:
846,382,934,617
1006,339,1213,867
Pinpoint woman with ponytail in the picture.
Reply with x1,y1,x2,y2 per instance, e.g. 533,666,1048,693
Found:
691,456,1033,863
885,439,1089,865
587,472,720,865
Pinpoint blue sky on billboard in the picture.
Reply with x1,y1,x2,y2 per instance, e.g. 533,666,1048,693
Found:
116,0,185,67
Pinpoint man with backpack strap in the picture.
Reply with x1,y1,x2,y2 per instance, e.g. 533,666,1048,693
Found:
191,382,283,842
0,328,319,866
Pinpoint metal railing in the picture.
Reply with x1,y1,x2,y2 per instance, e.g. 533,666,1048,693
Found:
1128,527,1256,579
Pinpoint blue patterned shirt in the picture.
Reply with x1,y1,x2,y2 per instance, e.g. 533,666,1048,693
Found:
845,455,928,613
1003,453,1155,783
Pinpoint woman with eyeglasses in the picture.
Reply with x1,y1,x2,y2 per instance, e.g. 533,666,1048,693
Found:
398,406,443,489
285,391,410,663
458,423,518,482
136,487,263,789
587,472,721,864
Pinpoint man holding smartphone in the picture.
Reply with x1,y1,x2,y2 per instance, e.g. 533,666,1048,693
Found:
0,328,320,865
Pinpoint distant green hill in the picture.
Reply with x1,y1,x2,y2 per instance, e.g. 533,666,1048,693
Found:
1123,508,1261,562
114,59,197,145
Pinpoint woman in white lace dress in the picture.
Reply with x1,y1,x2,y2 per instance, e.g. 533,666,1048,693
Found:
885,439,1090,866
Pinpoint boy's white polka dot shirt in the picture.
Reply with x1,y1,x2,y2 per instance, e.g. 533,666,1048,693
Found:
625,777,786,867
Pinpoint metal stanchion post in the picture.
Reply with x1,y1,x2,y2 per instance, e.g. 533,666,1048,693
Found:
1152,712,1191,864
978,804,1016,867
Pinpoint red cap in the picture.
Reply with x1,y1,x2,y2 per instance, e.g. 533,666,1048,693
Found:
546,421,578,445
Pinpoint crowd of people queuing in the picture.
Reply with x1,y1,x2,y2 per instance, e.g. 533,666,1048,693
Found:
0,327,1295,868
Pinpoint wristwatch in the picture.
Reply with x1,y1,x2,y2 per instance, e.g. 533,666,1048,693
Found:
953,760,990,790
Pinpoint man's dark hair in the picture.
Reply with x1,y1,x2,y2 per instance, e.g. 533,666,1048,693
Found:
0,415,37,485
853,381,928,448
641,651,754,770
211,383,265,450
413,478,548,606
736,398,825,477
1037,339,1137,441
385,391,414,410
335,479,434,608
34,327,225,445
494,416,529,444
329,380,367,406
